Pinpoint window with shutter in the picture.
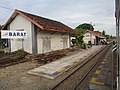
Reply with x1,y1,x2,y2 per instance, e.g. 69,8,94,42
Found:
42,37,51,53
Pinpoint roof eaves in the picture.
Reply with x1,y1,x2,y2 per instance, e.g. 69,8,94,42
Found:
16,10,74,33
2,9,74,34
43,28,66,32
43,27,75,33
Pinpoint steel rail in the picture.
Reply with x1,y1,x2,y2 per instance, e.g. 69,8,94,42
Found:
51,44,111,90
0,59,28,68
73,45,111,90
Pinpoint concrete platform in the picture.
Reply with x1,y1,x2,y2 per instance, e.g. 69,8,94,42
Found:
89,48,112,90
28,46,104,79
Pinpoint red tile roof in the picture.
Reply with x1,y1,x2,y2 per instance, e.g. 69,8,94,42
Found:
86,30,105,38
1,9,76,34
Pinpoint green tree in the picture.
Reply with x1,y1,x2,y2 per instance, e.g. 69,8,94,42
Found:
110,35,113,39
102,30,106,36
75,28,86,34
0,26,1,30
105,34,115,40
0,24,3,37
71,34,84,45
75,23,94,31
105,34,110,40
0,25,5,48
0,24,3,30
95,30,100,32
0,24,3,36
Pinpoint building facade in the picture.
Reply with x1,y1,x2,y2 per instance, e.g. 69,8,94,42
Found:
83,32,96,45
1,9,74,54
83,30,106,45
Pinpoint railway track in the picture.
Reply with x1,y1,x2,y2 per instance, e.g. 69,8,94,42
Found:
51,44,112,90
0,54,28,68
0,58,28,68
0,50,29,68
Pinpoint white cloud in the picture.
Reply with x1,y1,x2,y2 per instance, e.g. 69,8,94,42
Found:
0,0,116,35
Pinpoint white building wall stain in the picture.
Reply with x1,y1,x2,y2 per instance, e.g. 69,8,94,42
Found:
37,31,70,54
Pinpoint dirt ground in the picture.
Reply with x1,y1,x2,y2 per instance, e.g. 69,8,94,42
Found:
0,47,82,78
0,46,104,90
0,47,83,90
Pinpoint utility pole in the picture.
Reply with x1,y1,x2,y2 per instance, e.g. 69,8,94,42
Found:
115,0,120,90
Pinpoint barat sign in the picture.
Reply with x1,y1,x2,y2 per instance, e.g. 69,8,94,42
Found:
1,30,27,39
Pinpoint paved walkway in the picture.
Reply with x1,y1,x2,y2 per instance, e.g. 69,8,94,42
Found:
28,45,105,79
89,47,113,90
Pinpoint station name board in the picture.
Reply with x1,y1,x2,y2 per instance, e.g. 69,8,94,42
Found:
1,30,27,39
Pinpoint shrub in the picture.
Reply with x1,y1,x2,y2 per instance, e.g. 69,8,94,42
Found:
11,49,29,60
82,43,87,49
0,51,5,54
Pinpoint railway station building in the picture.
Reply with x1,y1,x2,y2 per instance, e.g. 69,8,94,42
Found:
1,9,75,54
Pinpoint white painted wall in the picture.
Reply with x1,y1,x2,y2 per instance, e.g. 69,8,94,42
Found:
9,15,32,53
9,14,70,54
83,32,96,44
37,30,70,53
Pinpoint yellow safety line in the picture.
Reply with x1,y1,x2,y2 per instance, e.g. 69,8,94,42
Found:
68,64,73,66
57,68,65,72
99,65,103,69
101,62,105,64
90,78,105,85
95,70,101,74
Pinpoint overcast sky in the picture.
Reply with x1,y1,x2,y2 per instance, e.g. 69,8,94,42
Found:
0,0,116,35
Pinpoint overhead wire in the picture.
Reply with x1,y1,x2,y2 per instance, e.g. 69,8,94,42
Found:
0,5,14,25
0,5,14,10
